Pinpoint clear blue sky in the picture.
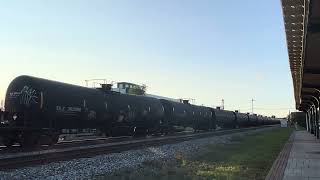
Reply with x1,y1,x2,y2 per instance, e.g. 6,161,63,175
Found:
0,0,294,117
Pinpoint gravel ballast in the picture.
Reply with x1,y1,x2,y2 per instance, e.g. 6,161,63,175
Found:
0,127,278,180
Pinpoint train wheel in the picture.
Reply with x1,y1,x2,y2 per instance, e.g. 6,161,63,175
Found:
163,128,169,135
20,134,39,148
2,137,15,147
133,127,147,137
48,134,59,145
193,128,198,133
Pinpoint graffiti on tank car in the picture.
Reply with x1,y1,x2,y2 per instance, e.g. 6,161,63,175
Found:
88,110,96,120
17,86,38,105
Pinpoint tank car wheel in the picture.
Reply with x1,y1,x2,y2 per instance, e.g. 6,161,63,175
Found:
2,137,15,147
20,134,39,148
48,135,59,145
193,128,198,133
133,127,147,137
106,130,114,137
160,128,169,135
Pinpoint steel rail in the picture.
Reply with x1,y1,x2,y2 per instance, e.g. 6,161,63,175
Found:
0,125,279,170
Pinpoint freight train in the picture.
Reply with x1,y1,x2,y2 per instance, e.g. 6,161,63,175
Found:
0,76,280,147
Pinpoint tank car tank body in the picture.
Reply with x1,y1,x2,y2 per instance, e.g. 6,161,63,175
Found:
1,76,163,147
235,112,250,127
265,117,273,125
271,117,281,125
192,105,215,131
256,115,265,126
160,99,215,132
159,99,194,132
0,75,281,148
248,114,258,126
105,92,164,136
214,109,236,129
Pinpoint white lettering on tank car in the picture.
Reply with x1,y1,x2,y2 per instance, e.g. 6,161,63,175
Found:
9,92,21,98
56,106,81,113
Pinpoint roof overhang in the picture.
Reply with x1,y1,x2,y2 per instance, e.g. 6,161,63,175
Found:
282,0,320,111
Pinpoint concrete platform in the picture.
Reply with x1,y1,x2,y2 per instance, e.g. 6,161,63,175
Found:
283,131,320,180
266,130,320,180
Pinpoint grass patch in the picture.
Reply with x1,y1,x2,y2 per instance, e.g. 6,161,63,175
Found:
95,128,294,180
296,125,306,131
192,128,293,179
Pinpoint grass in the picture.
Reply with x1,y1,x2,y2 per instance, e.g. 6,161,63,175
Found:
296,125,306,131
95,128,294,180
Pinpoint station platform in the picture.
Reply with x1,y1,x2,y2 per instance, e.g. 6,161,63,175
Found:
266,130,320,180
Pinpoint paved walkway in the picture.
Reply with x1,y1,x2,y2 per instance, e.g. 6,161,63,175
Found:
283,131,320,180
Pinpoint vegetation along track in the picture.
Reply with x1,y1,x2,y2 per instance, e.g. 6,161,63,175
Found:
0,125,279,170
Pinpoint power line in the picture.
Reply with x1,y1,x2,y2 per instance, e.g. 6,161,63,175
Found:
236,105,295,110
251,99,255,113
236,107,295,110
254,107,296,110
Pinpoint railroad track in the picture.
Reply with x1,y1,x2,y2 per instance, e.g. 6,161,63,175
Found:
0,125,279,170
0,131,195,154
0,136,134,154
0,130,219,153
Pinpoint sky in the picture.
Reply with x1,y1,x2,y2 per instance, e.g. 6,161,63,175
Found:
0,0,294,117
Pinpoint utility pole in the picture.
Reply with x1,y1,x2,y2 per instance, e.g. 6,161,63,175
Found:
0,100,3,111
288,110,291,122
251,99,255,114
222,99,225,110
